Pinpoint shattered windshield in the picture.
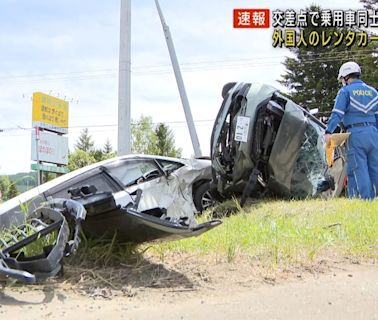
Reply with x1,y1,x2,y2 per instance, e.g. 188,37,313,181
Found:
290,118,328,198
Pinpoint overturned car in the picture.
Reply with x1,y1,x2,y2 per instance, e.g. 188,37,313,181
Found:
0,155,221,283
211,82,347,204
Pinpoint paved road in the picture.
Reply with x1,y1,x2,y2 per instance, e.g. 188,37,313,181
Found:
1,266,377,319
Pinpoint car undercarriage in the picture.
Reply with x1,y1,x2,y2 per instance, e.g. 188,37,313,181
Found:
211,82,346,205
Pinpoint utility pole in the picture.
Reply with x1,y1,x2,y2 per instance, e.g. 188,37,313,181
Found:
155,0,202,157
118,0,132,155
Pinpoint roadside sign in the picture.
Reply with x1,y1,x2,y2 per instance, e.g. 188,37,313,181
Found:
32,92,69,134
31,163,69,174
31,130,69,165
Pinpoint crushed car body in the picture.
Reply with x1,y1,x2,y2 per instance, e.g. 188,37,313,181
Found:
210,82,347,204
0,199,85,284
0,155,221,282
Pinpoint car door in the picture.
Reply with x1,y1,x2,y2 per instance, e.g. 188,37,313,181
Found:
47,167,117,197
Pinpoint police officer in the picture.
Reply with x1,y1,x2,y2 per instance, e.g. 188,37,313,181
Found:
325,61,378,199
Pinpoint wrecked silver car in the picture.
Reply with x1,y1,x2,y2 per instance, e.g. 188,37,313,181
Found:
0,155,219,242
0,155,221,282
211,82,347,204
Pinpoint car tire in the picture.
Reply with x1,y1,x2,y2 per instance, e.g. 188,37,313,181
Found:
193,182,214,213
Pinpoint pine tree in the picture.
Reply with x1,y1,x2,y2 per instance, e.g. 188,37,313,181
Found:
74,128,94,152
100,139,116,160
69,129,116,169
279,5,378,114
103,138,113,154
154,123,182,157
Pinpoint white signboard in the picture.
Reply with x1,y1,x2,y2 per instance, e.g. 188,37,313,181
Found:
31,130,68,165
234,116,250,143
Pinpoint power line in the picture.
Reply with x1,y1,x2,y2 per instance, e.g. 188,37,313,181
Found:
0,49,376,84
0,119,215,135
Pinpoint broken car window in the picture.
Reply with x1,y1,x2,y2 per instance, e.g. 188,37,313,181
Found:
49,172,116,198
290,118,329,198
156,160,184,174
107,160,162,187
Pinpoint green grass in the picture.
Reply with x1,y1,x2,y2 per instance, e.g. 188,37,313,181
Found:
4,197,376,273
70,234,140,267
0,224,57,258
53,198,377,291
0,197,57,258
148,198,378,267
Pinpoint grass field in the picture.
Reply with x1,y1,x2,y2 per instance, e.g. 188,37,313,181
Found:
2,197,377,289
148,198,378,268
3,197,377,270
65,197,377,290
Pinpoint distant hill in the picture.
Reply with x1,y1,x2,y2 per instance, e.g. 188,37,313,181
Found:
8,172,37,193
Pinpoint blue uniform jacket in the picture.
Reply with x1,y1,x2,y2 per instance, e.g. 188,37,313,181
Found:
326,79,378,133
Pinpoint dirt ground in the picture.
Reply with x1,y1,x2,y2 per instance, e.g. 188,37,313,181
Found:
0,254,377,319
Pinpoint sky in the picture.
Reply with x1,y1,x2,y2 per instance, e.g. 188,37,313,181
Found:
0,0,363,174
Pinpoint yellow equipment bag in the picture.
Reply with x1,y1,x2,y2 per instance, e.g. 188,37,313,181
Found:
325,133,350,167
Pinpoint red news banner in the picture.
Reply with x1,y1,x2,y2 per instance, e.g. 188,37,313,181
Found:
234,9,270,28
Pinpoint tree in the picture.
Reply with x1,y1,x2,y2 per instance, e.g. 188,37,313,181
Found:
154,123,182,157
68,149,97,171
69,117,181,171
102,139,116,159
131,116,157,154
0,176,19,201
75,128,94,152
131,116,182,156
69,129,116,169
279,5,378,114
91,148,105,162
42,172,57,184
5,182,19,200
0,176,10,201
360,0,377,9
103,138,113,154
90,139,116,162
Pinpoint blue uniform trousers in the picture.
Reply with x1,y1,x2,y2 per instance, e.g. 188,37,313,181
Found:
346,126,378,199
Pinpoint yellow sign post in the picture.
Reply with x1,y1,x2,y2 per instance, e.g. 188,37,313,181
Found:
32,92,69,134
32,92,70,185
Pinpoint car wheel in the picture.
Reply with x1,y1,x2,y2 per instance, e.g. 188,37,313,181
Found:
193,182,214,213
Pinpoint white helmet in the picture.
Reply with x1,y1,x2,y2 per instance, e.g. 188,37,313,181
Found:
337,61,361,80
